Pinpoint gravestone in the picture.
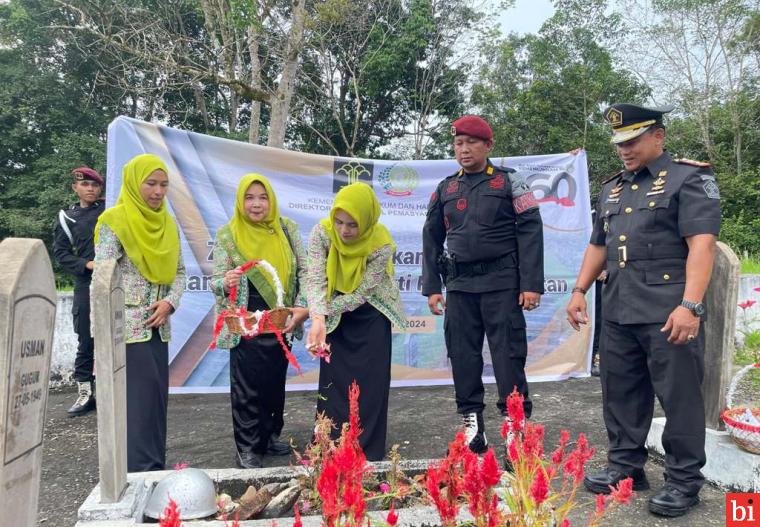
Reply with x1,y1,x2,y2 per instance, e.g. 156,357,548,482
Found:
91,259,127,503
0,238,57,527
702,241,741,430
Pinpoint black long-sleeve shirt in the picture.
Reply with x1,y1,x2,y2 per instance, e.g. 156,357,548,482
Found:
422,161,545,295
53,199,104,288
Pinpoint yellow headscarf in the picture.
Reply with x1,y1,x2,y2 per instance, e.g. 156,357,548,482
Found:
228,174,292,290
320,182,395,297
94,154,180,285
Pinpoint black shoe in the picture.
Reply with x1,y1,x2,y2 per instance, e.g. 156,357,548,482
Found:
584,467,650,494
236,451,264,469
68,381,96,417
462,412,488,454
266,434,292,456
648,485,699,517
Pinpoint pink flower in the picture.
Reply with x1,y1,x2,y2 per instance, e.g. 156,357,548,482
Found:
739,300,757,309
173,462,189,470
754,287,760,293
595,493,607,515
379,482,391,494
561,520,570,527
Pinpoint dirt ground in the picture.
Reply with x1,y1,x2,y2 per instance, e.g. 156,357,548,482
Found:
39,377,728,526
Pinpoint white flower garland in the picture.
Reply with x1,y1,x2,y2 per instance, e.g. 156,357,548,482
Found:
238,259,286,338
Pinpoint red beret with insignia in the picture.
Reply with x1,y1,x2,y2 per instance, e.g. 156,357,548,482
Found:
451,115,493,141
72,167,104,185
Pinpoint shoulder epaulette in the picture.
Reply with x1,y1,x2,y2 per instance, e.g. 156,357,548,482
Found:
601,171,624,185
675,158,711,167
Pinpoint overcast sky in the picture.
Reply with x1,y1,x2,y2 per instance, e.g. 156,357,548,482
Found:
497,0,555,35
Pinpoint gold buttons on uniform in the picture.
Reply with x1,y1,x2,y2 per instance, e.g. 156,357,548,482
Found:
631,184,639,190
625,207,632,213
619,261,626,268
663,274,671,280
648,201,655,208
619,235,627,241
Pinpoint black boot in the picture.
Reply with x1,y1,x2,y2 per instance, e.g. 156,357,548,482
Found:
462,412,488,454
266,434,292,456
68,381,96,417
584,467,649,494
648,485,699,517
236,451,264,469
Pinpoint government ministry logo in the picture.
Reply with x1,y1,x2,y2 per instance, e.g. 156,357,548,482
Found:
378,163,419,197
333,159,374,193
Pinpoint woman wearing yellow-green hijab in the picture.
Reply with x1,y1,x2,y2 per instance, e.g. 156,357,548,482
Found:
93,153,186,472
305,182,405,461
211,174,308,468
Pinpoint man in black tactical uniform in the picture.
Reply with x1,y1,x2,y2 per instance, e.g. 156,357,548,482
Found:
566,103,720,517
53,167,105,416
422,115,544,454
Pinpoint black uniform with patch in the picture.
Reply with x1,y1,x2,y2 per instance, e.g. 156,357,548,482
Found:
590,151,720,496
422,161,544,416
53,199,105,383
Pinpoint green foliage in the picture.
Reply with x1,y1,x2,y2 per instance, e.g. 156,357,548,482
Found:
740,257,760,274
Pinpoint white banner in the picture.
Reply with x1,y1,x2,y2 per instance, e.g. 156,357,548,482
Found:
106,117,595,393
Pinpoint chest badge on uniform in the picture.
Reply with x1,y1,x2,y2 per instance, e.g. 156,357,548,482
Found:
446,181,459,194
647,170,667,196
607,182,623,203
456,198,467,211
489,174,506,190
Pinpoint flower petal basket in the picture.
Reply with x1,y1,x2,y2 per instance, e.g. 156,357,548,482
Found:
223,259,291,337
721,362,760,454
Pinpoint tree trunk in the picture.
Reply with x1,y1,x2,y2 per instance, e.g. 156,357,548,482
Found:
266,0,307,148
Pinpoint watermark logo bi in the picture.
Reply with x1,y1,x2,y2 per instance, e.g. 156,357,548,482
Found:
726,493,760,526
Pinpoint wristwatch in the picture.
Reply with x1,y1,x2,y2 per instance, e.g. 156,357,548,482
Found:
680,300,706,317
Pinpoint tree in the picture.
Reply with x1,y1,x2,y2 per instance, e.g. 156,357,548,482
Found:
471,0,649,186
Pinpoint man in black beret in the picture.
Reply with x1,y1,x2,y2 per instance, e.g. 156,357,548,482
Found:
422,115,544,454
566,103,720,517
53,167,105,416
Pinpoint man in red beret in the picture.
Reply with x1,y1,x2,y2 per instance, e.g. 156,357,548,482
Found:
422,115,544,454
53,166,105,416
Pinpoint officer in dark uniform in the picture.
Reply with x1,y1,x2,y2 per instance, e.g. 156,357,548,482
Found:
422,115,544,453
53,167,105,416
566,104,720,517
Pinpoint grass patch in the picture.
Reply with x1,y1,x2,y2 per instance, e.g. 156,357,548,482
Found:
741,256,760,274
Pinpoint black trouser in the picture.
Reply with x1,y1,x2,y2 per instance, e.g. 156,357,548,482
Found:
230,334,288,455
126,330,168,472
72,284,94,383
600,320,706,495
444,289,531,417
592,280,603,360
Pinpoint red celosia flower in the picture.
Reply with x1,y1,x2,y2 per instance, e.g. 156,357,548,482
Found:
386,501,399,527
293,505,302,527
551,430,570,465
609,477,635,504
561,520,570,527
481,449,502,487
159,498,182,527
507,438,519,462
505,388,526,434
595,493,607,515
739,299,757,309
562,433,595,484
522,423,545,459
529,468,549,505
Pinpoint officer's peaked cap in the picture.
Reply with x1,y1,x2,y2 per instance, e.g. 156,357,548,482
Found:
603,103,674,144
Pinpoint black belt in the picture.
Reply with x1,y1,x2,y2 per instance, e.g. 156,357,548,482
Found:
454,253,517,277
606,244,689,263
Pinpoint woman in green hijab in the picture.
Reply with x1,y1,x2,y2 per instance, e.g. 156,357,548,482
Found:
211,174,309,469
93,153,186,472
304,182,405,461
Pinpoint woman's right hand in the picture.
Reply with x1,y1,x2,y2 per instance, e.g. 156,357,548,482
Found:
223,269,244,293
306,315,327,357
